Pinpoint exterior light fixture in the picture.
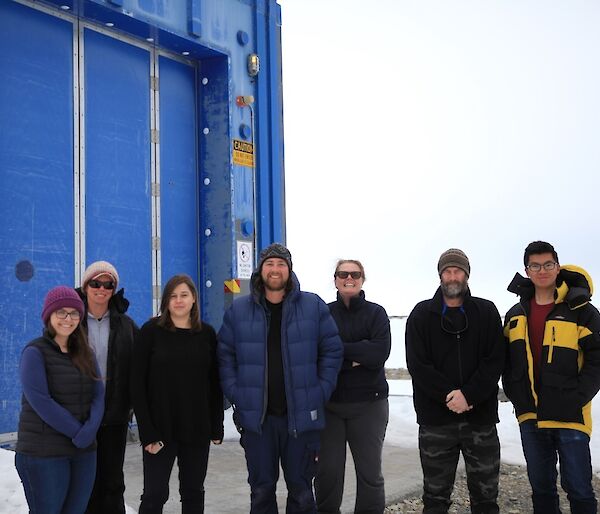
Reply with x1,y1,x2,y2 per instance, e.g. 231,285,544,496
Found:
247,54,259,77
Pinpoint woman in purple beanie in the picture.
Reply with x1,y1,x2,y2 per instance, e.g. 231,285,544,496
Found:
15,285,105,514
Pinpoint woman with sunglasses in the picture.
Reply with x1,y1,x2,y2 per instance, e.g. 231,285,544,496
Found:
315,259,391,514
15,286,105,513
77,261,138,514
132,274,224,513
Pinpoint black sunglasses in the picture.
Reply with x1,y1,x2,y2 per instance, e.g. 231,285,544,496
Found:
88,279,115,290
335,271,362,279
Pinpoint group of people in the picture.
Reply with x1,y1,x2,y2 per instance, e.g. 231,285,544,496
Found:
12,240,600,514
406,242,600,514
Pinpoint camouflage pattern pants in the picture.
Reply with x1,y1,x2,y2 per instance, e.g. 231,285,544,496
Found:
418,423,500,514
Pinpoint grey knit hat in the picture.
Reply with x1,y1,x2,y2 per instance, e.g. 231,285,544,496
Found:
82,260,119,290
258,243,292,271
438,248,470,277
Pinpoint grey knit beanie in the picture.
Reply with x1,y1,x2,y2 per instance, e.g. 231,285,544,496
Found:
82,260,119,290
258,243,292,271
438,248,470,277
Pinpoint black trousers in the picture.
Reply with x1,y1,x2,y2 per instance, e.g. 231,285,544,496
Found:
315,399,388,514
139,440,210,514
86,423,128,514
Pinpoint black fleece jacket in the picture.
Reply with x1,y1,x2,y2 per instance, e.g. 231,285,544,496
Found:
328,291,391,403
406,287,505,426
77,287,138,426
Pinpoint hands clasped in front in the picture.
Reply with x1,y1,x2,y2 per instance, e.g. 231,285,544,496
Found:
446,389,473,414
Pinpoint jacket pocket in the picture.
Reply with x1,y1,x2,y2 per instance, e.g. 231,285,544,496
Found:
539,371,583,423
504,359,535,416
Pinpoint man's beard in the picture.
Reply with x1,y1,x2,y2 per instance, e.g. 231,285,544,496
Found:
264,275,287,292
441,279,468,299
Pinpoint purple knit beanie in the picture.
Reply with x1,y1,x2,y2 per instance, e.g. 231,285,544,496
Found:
41,286,85,324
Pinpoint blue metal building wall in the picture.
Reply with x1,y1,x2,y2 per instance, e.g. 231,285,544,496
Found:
0,2,76,434
0,0,285,434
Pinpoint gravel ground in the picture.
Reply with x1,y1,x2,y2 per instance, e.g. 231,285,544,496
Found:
384,462,600,513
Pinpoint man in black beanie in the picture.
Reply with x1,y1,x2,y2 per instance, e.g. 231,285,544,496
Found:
406,248,505,514
218,243,343,513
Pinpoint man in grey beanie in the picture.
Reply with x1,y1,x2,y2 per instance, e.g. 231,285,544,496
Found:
218,243,343,513
406,249,505,513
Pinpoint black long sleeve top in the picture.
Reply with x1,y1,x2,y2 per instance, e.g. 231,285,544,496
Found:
131,318,224,446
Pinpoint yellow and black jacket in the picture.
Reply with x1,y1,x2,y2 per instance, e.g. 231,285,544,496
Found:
503,265,600,435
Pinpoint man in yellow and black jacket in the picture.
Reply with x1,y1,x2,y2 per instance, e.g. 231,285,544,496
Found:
503,240,600,514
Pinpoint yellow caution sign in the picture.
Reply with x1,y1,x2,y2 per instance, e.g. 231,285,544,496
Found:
232,139,254,168
224,279,241,293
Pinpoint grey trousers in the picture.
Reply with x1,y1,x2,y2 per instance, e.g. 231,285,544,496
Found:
315,398,389,514
418,423,500,514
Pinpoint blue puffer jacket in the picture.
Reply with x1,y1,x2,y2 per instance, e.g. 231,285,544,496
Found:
217,272,343,435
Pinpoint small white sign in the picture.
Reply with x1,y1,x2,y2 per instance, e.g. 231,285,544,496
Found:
237,241,253,279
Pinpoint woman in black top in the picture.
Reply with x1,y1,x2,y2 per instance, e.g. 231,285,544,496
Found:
132,274,224,514
315,259,391,514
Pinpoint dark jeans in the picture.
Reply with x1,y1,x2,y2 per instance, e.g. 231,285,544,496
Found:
418,423,500,514
241,414,320,514
139,440,210,514
86,423,128,514
520,421,597,514
15,450,97,514
315,399,388,514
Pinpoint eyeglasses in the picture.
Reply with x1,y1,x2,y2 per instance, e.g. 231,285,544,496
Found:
54,309,81,320
88,279,115,290
526,261,558,273
335,271,362,280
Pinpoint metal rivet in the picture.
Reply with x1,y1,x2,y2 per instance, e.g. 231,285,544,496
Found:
182,51,190,56
206,280,212,288
60,5,70,10
146,37,154,42
203,127,209,135
204,229,212,237
204,178,211,185
105,23,114,27
202,77,209,86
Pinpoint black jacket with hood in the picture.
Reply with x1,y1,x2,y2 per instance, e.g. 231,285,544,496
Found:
77,287,138,426
503,265,600,435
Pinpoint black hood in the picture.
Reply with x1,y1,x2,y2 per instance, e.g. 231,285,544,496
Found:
76,286,131,315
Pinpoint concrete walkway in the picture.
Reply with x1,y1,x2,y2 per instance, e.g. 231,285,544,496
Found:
123,440,422,513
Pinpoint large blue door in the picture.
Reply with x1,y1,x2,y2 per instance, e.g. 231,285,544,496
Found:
84,29,153,324
0,4,201,434
158,56,199,288
0,2,75,433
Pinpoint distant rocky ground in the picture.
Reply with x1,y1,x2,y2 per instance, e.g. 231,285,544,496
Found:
385,463,600,513
385,368,411,380
383,370,599,512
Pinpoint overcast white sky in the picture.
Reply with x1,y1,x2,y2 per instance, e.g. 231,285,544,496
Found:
279,0,600,316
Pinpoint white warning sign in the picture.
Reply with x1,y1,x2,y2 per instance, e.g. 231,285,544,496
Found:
237,241,253,279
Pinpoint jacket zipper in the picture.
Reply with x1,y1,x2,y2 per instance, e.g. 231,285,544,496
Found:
547,326,555,364
259,307,269,429
280,301,297,437
456,333,463,384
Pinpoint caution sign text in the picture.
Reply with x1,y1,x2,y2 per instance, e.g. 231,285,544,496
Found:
232,139,255,168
